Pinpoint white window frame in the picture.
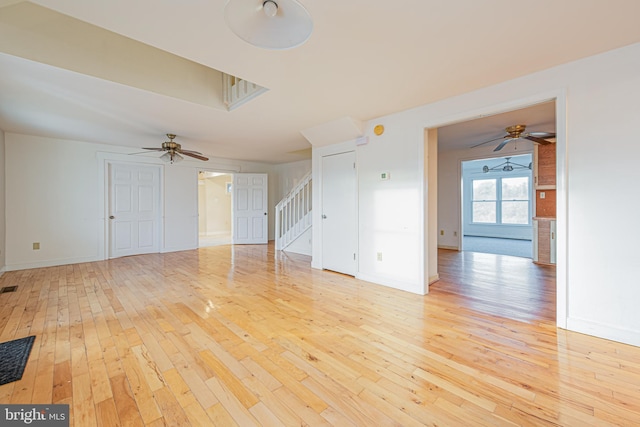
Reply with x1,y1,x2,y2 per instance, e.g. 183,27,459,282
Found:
469,173,532,226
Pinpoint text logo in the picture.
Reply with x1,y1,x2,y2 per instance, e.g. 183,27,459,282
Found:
1,405,69,426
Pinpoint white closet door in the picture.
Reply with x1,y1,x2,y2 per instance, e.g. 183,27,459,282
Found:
109,163,161,258
321,151,357,275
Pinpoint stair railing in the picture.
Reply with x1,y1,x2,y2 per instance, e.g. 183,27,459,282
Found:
275,172,312,250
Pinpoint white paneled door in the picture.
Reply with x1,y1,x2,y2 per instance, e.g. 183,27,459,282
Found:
322,151,357,275
108,163,161,258
233,173,268,244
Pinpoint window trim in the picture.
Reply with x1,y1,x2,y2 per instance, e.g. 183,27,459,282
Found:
469,174,532,226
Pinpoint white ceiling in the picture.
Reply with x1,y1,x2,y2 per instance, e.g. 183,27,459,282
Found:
438,100,556,152
2,0,640,163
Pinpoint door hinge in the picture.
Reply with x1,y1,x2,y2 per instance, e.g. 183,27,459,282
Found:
353,253,356,260
353,162,356,169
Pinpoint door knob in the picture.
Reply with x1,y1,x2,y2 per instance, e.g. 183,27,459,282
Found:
109,215,115,219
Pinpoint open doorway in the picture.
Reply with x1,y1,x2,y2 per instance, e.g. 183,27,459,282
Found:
198,171,232,247
433,99,558,323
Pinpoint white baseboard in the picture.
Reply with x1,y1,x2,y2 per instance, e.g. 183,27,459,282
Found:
428,274,440,284
4,246,201,271
356,272,425,295
162,245,197,254
283,246,312,257
4,255,102,271
199,231,231,237
567,317,640,347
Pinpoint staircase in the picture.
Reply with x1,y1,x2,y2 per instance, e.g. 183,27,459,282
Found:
222,73,268,111
275,172,312,251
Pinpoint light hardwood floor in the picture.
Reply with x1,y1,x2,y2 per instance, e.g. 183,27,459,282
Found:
1,244,639,426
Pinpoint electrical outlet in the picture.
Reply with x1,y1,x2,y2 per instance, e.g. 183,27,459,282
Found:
33,242,40,250
540,192,546,199
376,252,383,261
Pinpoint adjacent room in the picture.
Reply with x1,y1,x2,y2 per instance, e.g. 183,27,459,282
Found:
433,101,557,322
461,154,535,258
437,101,556,259
198,171,232,247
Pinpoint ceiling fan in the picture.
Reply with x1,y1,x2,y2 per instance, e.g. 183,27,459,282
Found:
471,124,556,152
139,134,209,163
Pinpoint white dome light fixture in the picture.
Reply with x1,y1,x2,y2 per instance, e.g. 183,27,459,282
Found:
224,0,313,50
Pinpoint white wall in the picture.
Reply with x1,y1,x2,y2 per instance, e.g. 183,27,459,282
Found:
0,130,5,272
312,133,425,293
4,133,274,270
437,149,462,249
273,159,312,201
316,42,640,346
163,165,199,252
426,128,438,285
6,134,103,268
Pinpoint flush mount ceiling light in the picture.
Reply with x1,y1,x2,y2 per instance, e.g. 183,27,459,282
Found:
224,0,313,50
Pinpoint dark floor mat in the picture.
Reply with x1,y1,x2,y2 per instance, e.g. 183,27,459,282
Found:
0,336,36,386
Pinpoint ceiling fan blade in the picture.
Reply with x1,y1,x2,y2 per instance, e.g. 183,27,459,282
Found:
181,151,209,161
529,132,556,138
141,147,165,151
180,149,204,155
493,138,513,152
470,134,507,149
524,135,553,145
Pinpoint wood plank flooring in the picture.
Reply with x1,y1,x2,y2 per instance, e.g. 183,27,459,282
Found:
435,249,556,323
1,243,639,426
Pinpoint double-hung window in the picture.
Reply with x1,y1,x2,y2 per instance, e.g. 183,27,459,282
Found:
471,176,530,225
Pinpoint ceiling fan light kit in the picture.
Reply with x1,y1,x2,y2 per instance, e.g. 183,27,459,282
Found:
224,0,313,50
160,151,183,164
482,157,532,173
